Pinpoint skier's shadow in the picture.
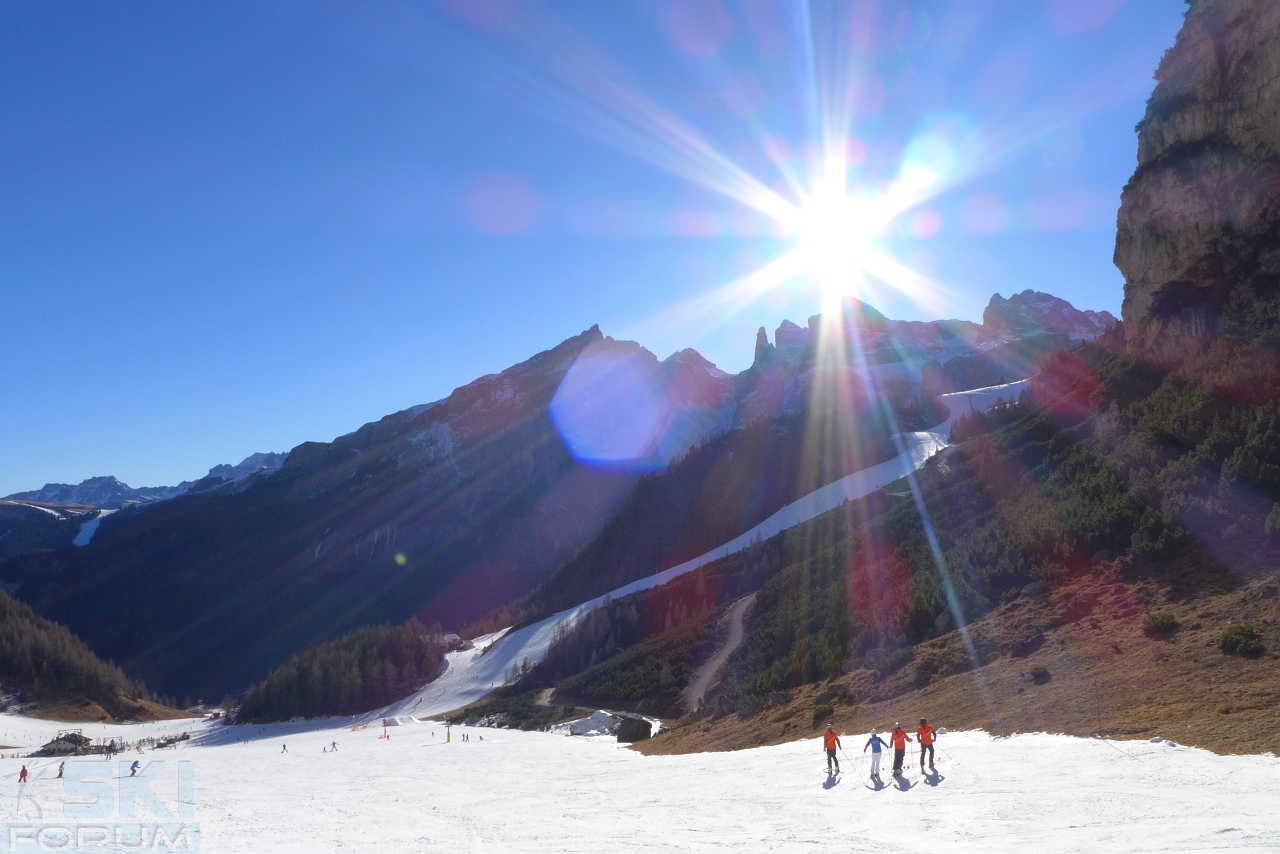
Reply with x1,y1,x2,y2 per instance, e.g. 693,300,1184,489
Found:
922,769,945,787
823,773,840,790
865,777,887,791
893,774,916,791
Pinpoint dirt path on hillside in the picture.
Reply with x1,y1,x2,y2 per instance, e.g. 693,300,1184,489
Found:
681,593,755,716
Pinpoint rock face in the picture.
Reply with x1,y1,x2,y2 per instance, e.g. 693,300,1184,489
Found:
749,291,1112,408
983,290,1117,341
1115,0,1280,361
615,716,652,742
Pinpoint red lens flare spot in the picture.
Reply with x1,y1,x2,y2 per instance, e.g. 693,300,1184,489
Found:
464,172,544,234
1046,0,1124,35
1030,352,1100,420
667,0,733,58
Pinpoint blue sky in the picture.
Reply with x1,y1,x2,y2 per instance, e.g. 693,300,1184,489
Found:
0,1,1184,496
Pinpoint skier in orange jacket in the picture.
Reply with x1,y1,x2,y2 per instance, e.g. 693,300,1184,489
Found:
822,724,842,775
888,723,912,776
917,718,937,771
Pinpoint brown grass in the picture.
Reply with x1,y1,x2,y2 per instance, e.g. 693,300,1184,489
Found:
31,696,198,724
636,573,1280,757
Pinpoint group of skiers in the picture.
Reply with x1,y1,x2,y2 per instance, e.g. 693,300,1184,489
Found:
824,718,939,780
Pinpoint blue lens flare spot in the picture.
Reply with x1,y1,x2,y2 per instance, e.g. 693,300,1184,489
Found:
550,343,670,468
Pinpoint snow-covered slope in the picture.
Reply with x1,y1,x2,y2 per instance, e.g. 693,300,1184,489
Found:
1,711,1272,853
72,508,117,547
389,380,1029,719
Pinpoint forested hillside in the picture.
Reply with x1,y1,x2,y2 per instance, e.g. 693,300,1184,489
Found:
0,586,159,719
456,338,1279,731
717,341,1278,704
238,620,445,723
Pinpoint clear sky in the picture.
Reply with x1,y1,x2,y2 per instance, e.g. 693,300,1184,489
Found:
0,1,1185,496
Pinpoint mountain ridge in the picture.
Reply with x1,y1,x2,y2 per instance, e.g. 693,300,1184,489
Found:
6,452,288,509
0,290,1114,699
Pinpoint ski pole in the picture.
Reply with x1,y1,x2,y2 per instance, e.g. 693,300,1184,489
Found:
840,746,859,777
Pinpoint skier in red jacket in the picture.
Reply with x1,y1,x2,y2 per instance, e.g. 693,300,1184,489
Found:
822,725,842,775
917,718,937,771
888,723,912,776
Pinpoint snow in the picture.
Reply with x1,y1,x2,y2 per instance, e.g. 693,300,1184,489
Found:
390,379,1031,720
72,509,117,547
549,710,621,737
9,503,65,521
1,711,1274,852
938,378,1029,420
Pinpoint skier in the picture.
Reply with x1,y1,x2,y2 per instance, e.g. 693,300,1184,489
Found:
18,766,27,784
822,724,841,774
129,760,140,777
330,741,338,752
281,744,288,754
863,729,888,779
916,718,937,771
56,761,64,779
888,722,912,776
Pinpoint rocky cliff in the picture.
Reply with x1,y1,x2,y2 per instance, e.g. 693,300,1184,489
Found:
1115,0,1280,360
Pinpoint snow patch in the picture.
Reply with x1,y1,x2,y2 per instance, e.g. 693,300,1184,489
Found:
14,503,65,520
72,509,116,547
550,710,622,737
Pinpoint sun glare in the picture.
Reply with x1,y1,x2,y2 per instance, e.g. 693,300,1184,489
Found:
790,179,888,311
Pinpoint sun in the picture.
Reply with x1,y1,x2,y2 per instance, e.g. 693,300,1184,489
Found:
789,177,890,312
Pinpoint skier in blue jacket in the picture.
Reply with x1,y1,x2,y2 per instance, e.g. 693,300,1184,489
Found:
863,729,888,780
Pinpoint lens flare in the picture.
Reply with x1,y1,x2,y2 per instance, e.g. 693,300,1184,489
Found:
549,343,669,467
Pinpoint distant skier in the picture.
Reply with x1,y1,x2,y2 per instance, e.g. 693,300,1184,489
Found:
888,723,912,776
281,744,288,754
129,760,140,777
18,766,27,784
822,724,842,774
56,761,64,779
863,729,887,779
916,719,937,771
330,741,338,752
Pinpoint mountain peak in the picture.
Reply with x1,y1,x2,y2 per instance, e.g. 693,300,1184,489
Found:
983,290,1117,341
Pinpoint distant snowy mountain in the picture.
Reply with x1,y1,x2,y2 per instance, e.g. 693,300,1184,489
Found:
205,451,288,481
983,289,1118,341
5,452,286,509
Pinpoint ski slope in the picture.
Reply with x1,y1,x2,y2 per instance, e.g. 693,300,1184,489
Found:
2,712,1274,852
389,379,1030,719
73,509,117,547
